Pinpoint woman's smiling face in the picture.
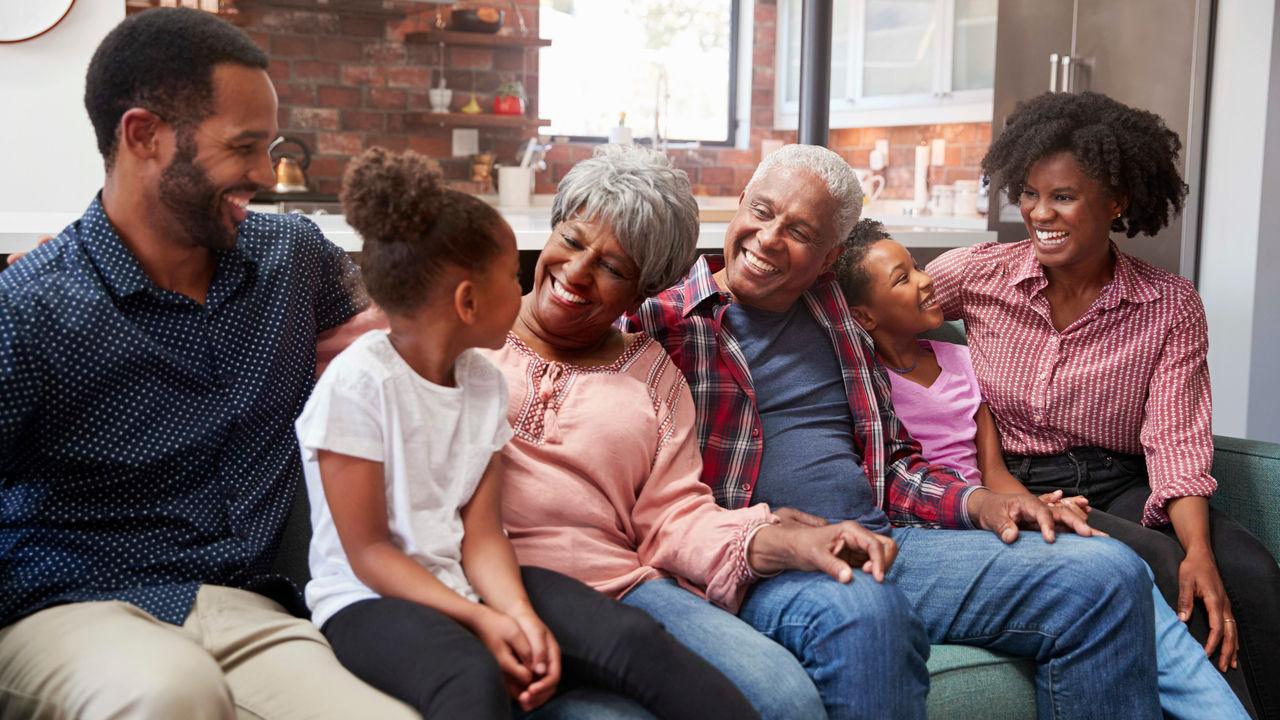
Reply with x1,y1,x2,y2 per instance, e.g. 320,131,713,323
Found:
523,213,643,351
1020,150,1124,273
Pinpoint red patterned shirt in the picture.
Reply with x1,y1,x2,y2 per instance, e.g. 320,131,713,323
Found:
623,255,977,529
927,241,1216,526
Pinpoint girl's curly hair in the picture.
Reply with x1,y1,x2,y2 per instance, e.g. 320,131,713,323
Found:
832,218,893,306
340,147,504,314
981,91,1188,238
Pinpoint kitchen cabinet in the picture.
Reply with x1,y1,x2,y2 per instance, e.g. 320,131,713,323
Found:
990,0,1211,277
774,0,996,129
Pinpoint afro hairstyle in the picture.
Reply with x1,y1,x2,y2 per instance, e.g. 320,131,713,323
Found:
981,91,1188,238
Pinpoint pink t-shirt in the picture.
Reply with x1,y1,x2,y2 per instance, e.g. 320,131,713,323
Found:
887,340,984,485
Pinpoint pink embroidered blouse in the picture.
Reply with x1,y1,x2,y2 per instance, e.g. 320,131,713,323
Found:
927,241,1216,526
484,332,775,613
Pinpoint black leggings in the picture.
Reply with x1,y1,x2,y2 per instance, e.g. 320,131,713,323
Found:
1007,447,1280,720
322,566,761,720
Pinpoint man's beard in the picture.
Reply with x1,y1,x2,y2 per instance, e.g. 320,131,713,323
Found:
158,132,250,251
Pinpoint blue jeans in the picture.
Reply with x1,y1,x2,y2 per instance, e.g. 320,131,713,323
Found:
622,578,827,720
739,529,1160,720
1008,447,1278,718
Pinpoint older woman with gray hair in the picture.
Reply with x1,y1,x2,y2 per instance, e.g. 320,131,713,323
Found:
483,144,891,720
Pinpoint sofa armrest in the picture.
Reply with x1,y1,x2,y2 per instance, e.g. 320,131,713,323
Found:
1210,434,1280,564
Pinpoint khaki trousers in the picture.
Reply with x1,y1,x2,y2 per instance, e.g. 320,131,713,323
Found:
0,585,417,720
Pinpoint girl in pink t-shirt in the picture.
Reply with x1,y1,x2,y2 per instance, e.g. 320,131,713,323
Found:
832,220,1091,518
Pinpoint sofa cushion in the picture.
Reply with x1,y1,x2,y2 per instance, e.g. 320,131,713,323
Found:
925,645,1035,719
1210,435,1280,563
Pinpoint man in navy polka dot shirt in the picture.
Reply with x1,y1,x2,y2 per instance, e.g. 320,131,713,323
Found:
0,9,415,719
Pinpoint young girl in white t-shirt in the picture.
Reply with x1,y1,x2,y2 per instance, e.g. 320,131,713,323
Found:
295,148,760,720
832,218,1249,720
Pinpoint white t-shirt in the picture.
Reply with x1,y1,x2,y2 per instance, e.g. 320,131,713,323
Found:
296,330,514,629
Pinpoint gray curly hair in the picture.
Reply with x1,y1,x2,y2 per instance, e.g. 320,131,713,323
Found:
550,143,700,298
745,144,863,242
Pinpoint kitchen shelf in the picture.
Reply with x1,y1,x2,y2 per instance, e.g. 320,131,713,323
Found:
231,0,418,17
404,112,551,130
405,31,551,48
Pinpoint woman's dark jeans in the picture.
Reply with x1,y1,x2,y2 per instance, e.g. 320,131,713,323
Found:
1006,447,1280,720
322,566,761,720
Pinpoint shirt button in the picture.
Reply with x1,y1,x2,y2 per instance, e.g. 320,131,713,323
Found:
751,428,760,437
1039,371,1048,380
743,483,752,491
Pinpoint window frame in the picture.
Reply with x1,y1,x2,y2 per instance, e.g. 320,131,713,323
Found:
774,0,993,129
538,0,741,147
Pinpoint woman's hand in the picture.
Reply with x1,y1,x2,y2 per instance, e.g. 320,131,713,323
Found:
749,521,898,583
507,608,561,710
1178,548,1238,671
1036,489,1096,530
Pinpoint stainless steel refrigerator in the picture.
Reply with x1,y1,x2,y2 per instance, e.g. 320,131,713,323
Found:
989,0,1214,279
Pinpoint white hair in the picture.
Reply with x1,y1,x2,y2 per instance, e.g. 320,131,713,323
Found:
746,144,863,242
551,143,699,298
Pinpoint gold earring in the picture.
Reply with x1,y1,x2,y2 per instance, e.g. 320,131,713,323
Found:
1114,211,1122,219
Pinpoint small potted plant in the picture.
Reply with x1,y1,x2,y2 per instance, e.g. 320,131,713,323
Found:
492,79,525,116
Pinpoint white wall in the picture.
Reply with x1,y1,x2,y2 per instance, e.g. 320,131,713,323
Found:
0,1,123,214
1199,0,1280,441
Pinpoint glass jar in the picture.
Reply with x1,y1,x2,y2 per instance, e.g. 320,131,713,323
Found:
928,184,955,216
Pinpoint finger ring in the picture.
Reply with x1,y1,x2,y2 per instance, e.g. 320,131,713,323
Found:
1224,618,1236,623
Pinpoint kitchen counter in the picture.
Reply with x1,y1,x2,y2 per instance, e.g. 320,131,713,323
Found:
0,203,996,254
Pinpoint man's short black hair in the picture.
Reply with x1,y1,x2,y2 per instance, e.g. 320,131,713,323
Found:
84,7,269,169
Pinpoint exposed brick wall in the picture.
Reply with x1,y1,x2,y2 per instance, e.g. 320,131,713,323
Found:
134,0,988,200
227,0,543,195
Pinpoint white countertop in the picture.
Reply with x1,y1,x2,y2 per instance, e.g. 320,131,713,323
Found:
0,204,995,253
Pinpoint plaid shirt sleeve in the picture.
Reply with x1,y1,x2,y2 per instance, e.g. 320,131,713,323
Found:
627,258,763,509
807,282,979,529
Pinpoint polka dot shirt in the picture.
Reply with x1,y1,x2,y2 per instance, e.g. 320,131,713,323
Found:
0,196,368,627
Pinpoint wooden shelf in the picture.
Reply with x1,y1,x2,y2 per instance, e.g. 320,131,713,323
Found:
233,0,415,17
403,112,550,130
405,31,551,48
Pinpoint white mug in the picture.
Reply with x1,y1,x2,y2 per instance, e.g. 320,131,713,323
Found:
497,166,534,207
854,169,885,204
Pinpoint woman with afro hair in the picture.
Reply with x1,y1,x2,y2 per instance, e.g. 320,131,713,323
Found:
925,91,1278,718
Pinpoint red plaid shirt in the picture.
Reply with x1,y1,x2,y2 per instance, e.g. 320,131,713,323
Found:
623,256,978,529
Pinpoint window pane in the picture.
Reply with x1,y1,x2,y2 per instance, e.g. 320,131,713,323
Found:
863,0,937,97
539,0,732,142
783,0,852,104
953,0,996,90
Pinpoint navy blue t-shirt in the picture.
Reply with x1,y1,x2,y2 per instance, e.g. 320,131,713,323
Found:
0,196,367,627
723,301,890,532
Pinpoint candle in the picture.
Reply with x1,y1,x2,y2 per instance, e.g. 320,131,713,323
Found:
913,144,929,211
